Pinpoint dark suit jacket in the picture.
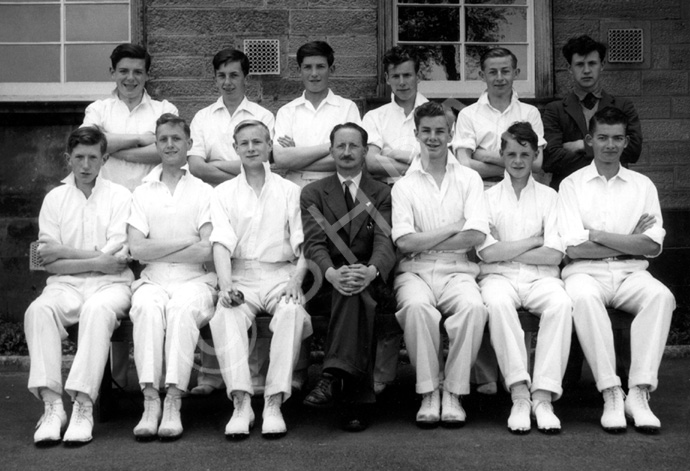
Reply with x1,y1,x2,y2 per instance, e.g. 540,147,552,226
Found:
543,90,642,190
300,172,395,285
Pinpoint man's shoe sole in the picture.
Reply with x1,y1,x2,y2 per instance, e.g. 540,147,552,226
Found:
34,438,62,448
225,432,250,441
508,427,531,435
602,426,627,434
158,433,182,442
63,438,92,447
134,433,158,442
302,397,333,409
262,431,287,439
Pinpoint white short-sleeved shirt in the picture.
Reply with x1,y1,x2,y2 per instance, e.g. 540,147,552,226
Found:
477,172,563,279
362,92,428,184
392,152,489,254
451,90,546,154
38,173,133,286
274,89,361,179
128,166,216,286
557,162,665,258
210,162,303,263
188,96,275,163
82,90,178,192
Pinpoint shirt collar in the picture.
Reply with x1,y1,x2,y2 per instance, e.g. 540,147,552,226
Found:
61,172,107,195
574,86,603,100
238,161,273,187
499,170,535,193
583,160,630,182
337,172,362,189
477,90,519,111
295,89,338,108
142,164,190,183
389,92,429,113
111,88,152,108
409,150,458,176
211,96,251,115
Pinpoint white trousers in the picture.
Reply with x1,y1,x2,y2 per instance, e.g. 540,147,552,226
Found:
210,262,312,402
25,280,131,402
480,274,572,400
395,257,488,395
563,260,675,392
130,280,216,392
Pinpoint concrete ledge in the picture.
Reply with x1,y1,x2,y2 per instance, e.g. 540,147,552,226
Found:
2,345,690,373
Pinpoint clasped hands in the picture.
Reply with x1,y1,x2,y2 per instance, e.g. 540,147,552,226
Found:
326,264,377,297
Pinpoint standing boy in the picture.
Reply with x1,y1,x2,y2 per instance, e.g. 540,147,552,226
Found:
273,41,361,188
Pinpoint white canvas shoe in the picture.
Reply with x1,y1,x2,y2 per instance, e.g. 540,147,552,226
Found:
133,396,162,441
63,401,94,446
441,389,466,428
532,400,561,434
625,386,660,433
601,386,627,433
507,397,532,434
225,391,255,440
262,394,287,438
33,400,67,446
158,395,183,441
416,389,440,428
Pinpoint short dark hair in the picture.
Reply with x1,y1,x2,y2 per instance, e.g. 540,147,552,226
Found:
500,122,539,153
110,43,151,72
480,47,518,70
233,119,271,143
383,46,420,73
67,127,108,155
212,48,250,76
297,41,335,67
562,35,607,64
329,123,368,147
588,106,629,135
155,113,190,138
413,101,447,129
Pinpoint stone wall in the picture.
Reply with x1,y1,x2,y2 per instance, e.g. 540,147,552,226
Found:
145,0,379,121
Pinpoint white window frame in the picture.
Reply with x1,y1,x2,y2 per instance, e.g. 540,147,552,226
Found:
380,0,553,100
0,0,135,102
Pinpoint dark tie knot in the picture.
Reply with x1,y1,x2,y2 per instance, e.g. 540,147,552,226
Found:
582,92,598,110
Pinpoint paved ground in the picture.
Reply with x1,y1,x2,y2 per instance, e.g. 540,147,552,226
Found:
2,358,689,471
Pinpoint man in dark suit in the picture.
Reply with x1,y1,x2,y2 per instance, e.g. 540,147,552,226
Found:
543,35,642,190
300,122,395,432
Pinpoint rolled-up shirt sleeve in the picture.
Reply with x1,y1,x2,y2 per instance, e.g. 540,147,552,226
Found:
542,190,564,254
557,178,590,249
461,171,490,235
287,185,305,257
391,184,416,243
127,188,150,237
451,109,477,152
642,181,666,257
103,188,131,254
209,189,238,255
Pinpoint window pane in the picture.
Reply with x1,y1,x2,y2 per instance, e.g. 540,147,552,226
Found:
66,44,118,82
0,5,60,42
0,45,60,82
466,7,527,42
409,45,461,81
465,44,527,80
467,0,526,5
398,6,460,42
66,4,129,42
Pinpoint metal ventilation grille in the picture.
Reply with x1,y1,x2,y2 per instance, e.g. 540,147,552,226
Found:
608,29,644,63
244,39,280,75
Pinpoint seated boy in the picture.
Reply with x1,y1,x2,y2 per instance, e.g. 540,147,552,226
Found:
128,114,217,441
25,127,133,446
210,120,311,439
477,122,572,434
